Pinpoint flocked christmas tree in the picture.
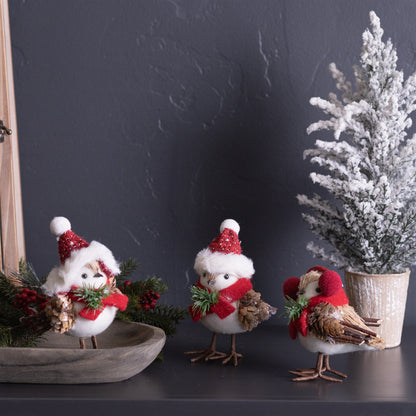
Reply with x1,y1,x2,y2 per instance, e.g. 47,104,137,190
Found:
298,11,416,274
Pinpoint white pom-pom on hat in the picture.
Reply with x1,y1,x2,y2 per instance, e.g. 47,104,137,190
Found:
50,216,71,237
220,219,240,235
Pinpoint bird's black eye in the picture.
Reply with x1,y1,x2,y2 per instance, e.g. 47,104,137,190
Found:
316,287,321,293
224,274,229,280
203,273,206,277
81,273,88,279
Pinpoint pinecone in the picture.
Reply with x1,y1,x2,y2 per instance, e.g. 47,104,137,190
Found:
45,295,75,334
238,290,276,331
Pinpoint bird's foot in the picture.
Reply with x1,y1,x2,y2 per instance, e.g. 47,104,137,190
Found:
289,367,316,375
321,355,347,379
222,350,243,367
290,367,344,382
290,354,347,382
185,348,227,363
322,365,347,379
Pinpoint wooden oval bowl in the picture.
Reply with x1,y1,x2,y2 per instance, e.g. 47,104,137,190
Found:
0,320,166,384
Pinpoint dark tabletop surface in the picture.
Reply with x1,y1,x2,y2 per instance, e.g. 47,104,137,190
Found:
0,323,415,416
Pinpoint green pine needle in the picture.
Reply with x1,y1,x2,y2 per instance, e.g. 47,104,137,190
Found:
17,259,44,286
117,258,140,282
73,285,110,311
281,295,310,323
190,285,219,316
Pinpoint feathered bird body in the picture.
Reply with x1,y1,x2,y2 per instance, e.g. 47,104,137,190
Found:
70,303,117,339
200,301,243,334
186,219,276,366
283,266,384,381
300,303,384,355
43,217,128,349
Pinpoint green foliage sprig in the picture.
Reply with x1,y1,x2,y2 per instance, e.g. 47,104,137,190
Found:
0,267,45,347
116,260,187,337
72,285,110,311
281,295,310,323
190,285,219,316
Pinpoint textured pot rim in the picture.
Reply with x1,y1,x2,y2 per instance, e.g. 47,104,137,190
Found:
344,268,410,278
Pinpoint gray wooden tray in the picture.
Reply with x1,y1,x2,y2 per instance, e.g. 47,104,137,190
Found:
0,320,166,384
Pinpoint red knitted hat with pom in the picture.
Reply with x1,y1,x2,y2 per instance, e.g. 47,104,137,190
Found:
57,230,89,264
208,225,241,255
194,219,255,278
49,216,120,279
50,217,89,264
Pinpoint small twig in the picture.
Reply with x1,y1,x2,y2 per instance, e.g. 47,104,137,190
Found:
340,320,378,337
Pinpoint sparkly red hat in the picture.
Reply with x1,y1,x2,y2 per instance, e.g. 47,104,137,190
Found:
49,217,120,278
194,219,255,278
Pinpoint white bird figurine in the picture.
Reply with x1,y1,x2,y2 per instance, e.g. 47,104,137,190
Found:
283,266,385,382
42,217,128,349
186,219,276,366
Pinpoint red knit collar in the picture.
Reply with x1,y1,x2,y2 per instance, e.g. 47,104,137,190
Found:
190,277,252,322
65,285,128,321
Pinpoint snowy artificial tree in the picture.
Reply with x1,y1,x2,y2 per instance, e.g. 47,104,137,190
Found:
298,11,416,274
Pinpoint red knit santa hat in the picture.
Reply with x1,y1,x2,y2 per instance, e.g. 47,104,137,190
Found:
50,217,120,278
194,219,255,278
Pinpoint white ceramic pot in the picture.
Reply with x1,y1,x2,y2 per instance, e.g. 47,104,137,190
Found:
344,269,410,348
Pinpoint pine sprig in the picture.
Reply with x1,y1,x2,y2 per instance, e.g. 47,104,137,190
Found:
0,265,47,347
115,261,187,336
123,276,168,298
281,295,310,323
72,285,110,311
0,269,19,302
5,260,44,291
116,258,139,282
190,285,219,316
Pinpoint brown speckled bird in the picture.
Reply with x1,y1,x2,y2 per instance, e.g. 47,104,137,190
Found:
283,266,385,382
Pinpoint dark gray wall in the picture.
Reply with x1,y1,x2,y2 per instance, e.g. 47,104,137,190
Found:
8,0,416,322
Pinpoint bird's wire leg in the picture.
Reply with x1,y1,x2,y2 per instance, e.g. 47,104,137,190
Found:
291,352,323,381
91,335,98,349
79,337,86,350
222,334,243,366
184,333,227,362
291,353,343,382
323,354,347,379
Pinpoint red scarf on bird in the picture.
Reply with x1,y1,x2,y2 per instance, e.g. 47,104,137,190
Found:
290,289,349,339
190,277,253,322
65,285,128,321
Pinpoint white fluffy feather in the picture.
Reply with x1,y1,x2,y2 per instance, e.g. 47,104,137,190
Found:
298,331,376,355
194,248,254,278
